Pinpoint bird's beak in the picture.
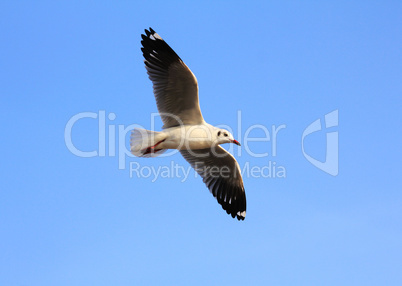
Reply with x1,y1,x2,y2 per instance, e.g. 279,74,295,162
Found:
232,139,241,146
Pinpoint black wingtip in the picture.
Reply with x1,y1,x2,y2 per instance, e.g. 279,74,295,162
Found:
222,202,246,221
143,27,156,37
237,213,245,221
140,27,182,68
144,28,151,36
220,185,246,221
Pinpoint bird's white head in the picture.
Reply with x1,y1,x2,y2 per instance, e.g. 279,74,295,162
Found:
215,128,241,146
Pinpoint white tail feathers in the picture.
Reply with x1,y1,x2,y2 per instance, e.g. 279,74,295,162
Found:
130,128,167,157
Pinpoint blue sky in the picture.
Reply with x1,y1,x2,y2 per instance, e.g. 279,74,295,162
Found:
1,1,401,285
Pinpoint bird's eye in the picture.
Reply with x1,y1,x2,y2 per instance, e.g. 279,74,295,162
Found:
217,131,221,136
224,133,228,137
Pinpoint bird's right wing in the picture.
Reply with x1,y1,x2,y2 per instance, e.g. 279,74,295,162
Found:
180,146,246,220
141,28,205,128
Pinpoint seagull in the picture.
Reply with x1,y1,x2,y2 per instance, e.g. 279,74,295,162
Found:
131,28,246,220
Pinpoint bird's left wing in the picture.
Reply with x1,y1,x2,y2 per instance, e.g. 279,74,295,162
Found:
180,146,247,220
141,28,205,128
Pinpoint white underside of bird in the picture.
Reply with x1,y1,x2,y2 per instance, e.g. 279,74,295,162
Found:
131,123,240,153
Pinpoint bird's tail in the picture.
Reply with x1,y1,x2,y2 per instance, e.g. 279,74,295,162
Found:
130,128,167,158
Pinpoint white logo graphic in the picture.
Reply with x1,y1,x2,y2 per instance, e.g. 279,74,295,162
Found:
301,110,339,176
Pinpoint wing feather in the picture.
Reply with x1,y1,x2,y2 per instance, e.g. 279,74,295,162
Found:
141,28,204,128
180,146,247,220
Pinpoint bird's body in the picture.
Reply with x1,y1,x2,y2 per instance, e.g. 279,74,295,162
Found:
131,28,247,220
159,124,226,150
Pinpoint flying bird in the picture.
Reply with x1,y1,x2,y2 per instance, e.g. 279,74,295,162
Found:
131,28,246,220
